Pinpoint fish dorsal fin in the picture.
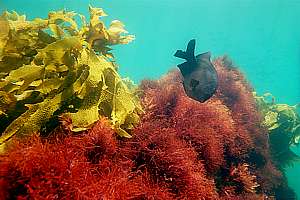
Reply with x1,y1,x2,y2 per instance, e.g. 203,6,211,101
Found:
174,39,196,61
196,51,211,61
177,61,191,77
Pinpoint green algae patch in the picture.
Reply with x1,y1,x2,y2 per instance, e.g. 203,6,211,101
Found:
254,92,300,166
0,6,143,147
254,92,300,145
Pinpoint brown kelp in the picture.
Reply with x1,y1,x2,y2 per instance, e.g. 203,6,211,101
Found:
0,6,143,150
0,53,296,199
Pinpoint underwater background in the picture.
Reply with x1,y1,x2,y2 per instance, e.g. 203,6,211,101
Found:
1,0,299,198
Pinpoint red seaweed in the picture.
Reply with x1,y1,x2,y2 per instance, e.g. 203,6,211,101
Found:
0,57,295,199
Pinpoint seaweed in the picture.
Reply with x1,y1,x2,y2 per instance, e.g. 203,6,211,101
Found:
0,6,143,149
0,119,174,200
0,6,297,199
0,58,296,199
254,92,300,167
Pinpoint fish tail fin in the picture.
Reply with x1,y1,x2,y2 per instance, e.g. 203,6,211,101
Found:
174,39,196,61
186,39,196,58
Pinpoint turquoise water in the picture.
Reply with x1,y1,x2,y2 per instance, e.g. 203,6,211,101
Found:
1,0,300,197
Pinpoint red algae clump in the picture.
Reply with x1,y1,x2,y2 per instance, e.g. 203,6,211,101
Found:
0,57,296,199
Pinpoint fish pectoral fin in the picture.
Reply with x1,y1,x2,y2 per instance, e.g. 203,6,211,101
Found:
190,79,200,89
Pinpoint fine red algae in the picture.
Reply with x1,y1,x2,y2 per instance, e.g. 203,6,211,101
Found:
0,57,295,199
0,119,174,200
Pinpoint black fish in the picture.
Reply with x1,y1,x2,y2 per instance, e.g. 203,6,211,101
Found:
174,39,218,103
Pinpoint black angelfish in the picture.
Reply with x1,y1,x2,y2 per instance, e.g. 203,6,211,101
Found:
174,39,218,103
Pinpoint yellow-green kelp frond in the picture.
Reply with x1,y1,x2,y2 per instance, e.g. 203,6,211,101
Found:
0,6,142,148
254,92,300,144
254,92,300,166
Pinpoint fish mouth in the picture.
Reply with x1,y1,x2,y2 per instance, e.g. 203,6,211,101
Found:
183,82,216,103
